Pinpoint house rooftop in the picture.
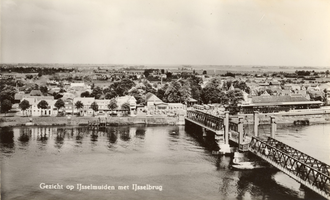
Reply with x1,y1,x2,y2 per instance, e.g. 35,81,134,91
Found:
29,90,43,96
251,95,309,104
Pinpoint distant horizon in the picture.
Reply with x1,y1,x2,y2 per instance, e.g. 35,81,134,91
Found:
1,63,329,68
0,62,330,69
1,63,329,73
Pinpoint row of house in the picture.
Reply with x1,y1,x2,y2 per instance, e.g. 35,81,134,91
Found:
19,95,137,117
17,91,188,117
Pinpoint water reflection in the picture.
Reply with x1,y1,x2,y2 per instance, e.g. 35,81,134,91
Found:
18,128,30,144
0,127,15,155
54,128,66,149
119,127,130,141
1,125,329,200
135,127,146,139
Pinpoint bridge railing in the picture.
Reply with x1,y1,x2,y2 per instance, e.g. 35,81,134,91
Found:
266,137,330,177
249,137,330,198
186,110,224,130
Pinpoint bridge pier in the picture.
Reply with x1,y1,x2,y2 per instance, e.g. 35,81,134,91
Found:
202,128,207,137
219,111,230,154
270,116,276,138
253,111,259,137
224,111,229,144
238,116,244,144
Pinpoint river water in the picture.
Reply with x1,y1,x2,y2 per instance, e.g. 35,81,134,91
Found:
1,123,329,200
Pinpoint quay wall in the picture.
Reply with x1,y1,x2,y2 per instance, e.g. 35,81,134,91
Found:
2,112,330,127
0,116,181,127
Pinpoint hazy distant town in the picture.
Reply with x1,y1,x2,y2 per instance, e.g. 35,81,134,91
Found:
0,64,329,119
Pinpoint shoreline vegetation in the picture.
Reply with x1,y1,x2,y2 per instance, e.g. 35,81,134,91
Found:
1,112,330,127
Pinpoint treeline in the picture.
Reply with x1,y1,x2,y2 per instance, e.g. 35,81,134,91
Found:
0,66,75,74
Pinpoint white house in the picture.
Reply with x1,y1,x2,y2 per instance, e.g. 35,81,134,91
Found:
116,95,137,111
21,96,57,116
73,97,95,116
95,99,111,111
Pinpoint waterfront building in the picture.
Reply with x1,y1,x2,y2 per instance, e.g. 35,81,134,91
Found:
63,99,75,115
21,96,57,116
239,94,323,114
72,97,95,116
115,95,137,112
95,99,111,111
145,93,185,115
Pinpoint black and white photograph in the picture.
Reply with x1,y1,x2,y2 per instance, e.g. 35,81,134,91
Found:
1,0,330,199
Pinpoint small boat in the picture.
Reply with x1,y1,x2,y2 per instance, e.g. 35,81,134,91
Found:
232,162,264,169
232,156,265,169
232,162,256,169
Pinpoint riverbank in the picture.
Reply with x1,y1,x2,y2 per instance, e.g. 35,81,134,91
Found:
2,112,330,127
0,116,181,127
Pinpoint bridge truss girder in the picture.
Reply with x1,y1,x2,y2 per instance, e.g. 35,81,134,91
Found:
266,137,330,177
249,137,330,199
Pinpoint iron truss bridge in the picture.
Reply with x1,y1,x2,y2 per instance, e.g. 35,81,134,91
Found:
186,110,224,131
249,137,330,199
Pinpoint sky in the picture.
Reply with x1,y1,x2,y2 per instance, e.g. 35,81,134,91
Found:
1,0,330,66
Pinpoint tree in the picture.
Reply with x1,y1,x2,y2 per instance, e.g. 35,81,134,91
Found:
109,78,135,96
166,72,173,79
164,81,180,102
81,91,90,97
143,81,157,94
178,81,191,103
201,87,222,104
34,84,39,90
0,85,16,103
326,70,330,78
54,99,65,110
53,92,63,99
156,85,168,101
75,101,84,115
105,91,117,99
19,99,31,116
121,102,131,114
37,100,49,109
40,86,48,94
90,87,103,99
227,89,244,105
1,99,12,115
129,88,144,105
108,99,118,111
187,76,203,102
90,102,99,116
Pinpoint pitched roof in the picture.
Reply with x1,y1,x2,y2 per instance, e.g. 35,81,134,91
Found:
251,95,309,103
73,97,95,105
145,93,162,103
29,90,43,96
15,93,25,100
